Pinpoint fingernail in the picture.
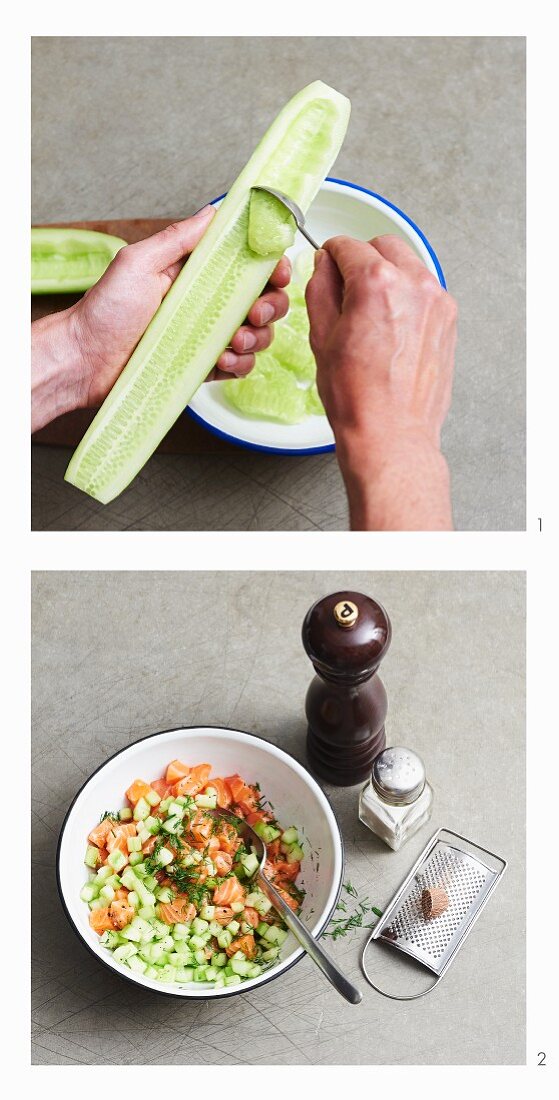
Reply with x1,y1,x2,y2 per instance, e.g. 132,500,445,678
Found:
219,351,237,369
258,303,274,323
314,249,326,267
240,331,257,351
193,204,214,218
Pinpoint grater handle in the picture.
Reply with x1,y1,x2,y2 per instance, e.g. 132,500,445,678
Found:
360,930,443,1001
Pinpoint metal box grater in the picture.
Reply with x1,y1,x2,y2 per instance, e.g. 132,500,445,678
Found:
361,827,507,1000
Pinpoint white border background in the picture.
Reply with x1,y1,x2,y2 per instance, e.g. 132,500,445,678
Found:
5,3,556,1090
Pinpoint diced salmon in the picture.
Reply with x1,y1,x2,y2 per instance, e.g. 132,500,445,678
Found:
165,759,191,785
214,851,233,876
266,839,281,860
189,811,213,847
126,779,152,805
226,933,256,960
89,906,115,933
225,775,255,804
207,836,221,856
213,876,245,906
216,823,241,855
151,778,174,799
173,763,212,798
88,818,114,848
142,835,158,855
159,898,196,925
274,885,299,911
113,887,129,900
245,810,268,825
243,907,259,928
271,859,300,883
106,823,136,853
110,899,135,929
214,906,235,925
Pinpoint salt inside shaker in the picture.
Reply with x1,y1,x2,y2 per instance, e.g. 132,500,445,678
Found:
359,746,433,851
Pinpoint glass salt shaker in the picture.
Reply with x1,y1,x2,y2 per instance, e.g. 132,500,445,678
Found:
359,746,433,851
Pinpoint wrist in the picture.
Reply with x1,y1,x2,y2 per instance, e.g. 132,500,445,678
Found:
335,422,452,531
31,306,90,432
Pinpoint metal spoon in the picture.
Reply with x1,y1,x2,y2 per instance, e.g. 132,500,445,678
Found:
251,185,321,250
209,807,362,1005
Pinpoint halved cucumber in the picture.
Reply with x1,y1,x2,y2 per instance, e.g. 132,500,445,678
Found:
31,227,127,294
65,81,350,503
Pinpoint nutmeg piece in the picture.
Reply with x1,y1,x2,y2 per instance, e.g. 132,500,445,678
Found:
421,885,449,920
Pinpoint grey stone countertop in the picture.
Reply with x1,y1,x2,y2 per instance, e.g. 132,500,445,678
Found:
32,571,525,1064
31,36,525,530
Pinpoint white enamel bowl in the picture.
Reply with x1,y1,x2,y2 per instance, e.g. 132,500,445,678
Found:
57,726,344,998
187,177,446,454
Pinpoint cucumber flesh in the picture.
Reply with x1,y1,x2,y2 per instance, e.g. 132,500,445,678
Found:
31,227,127,294
65,81,350,503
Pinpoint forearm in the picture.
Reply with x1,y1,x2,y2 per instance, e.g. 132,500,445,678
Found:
31,307,87,432
336,429,453,531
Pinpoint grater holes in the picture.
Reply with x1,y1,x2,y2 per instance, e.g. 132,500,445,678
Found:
383,846,490,962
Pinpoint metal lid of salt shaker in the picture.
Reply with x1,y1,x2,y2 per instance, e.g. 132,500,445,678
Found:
371,747,426,806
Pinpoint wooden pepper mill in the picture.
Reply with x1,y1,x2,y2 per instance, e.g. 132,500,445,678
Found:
302,591,392,786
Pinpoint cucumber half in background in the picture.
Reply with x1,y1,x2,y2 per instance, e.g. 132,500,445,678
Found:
65,80,350,504
31,227,127,294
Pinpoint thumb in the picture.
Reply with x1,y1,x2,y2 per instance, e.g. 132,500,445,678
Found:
127,206,215,273
305,248,343,348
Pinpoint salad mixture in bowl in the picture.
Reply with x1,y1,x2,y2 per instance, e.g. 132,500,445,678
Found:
81,760,304,990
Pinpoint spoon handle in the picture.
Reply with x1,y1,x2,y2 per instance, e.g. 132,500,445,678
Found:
298,224,321,250
257,872,362,1005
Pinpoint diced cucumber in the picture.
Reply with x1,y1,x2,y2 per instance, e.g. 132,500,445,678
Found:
85,845,101,869
225,974,242,987
172,923,190,940
262,924,281,944
127,835,142,853
281,827,298,846
230,900,245,915
217,929,233,949
162,816,181,834
193,967,208,982
146,788,161,807
253,820,281,843
189,934,206,950
156,846,174,867
95,864,113,884
137,826,151,845
80,883,97,903
200,904,215,921
256,921,270,938
226,920,240,935
133,797,150,821
214,974,226,989
99,929,121,950
246,891,272,916
286,843,304,863
261,946,280,962
148,942,167,965
144,816,161,835
195,792,217,809
127,891,139,909
128,851,143,866
127,956,147,975
192,917,209,935
240,852,259,878
193,948,207,966
275,928,289,945
247,964,262,978
212,951,227,968
174,943,194,962
144,966,160,980
99,884,115,902
209,919,223,937
155,886,174,903
167,801,185,818
205,966,218,982
160,797,172,813
119,807,133,822
138,905,156,921
114,943,138,963
65,81,350,504
107,848,127,872
175,967,195,983
131,862,146,876
156,965,178,983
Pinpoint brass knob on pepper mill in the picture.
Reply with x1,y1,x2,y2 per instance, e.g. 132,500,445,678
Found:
302,591,392,786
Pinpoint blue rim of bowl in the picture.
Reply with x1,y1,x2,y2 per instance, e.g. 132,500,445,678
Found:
186,176,446,455
56,725,345,1001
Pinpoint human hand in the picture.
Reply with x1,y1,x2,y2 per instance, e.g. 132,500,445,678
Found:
306,235,457,530
32,206,290,431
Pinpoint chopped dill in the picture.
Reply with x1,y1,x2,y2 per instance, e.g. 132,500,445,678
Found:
99,810,119,823
323,886,382,940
